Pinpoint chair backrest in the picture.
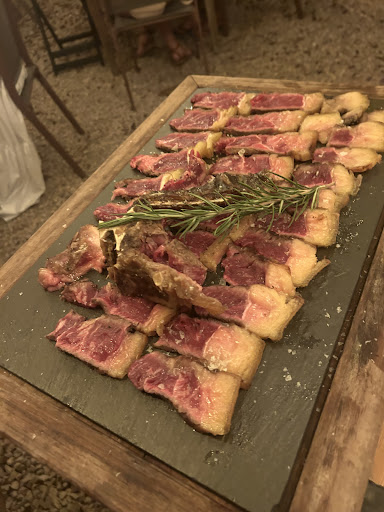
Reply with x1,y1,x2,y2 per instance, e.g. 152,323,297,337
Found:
0,0,23,86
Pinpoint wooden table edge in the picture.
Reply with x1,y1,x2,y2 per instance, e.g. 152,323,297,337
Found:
1,75,384,512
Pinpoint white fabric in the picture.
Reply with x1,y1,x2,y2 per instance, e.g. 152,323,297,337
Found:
0,78,45,221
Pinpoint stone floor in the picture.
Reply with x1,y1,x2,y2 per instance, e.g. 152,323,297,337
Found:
1,0,384,510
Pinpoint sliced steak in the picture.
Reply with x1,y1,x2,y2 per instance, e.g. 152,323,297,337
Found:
154,313,265,388
155,131,222,158
224,110,307,135
128,351,241,435
61,281,175,336
312,147,382,173
169,107,236,132
209,154,294,179
176,230,217,257
38,225,105,292
293,162,361,208
214,131,318,161
130,150,191,176
195,285,304,341
152,239,207,285
230,222,330,287
299,112,343,144
93,202,132,221
250,92,324,114
222,245,296,296
253,209,340,247
113,151,208,200
191,91,251,115
47,311,148,378
109,250,224,314
327,121,384,152
60,280,99,308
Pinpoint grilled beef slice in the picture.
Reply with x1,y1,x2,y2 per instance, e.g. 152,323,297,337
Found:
128,352,241,435
154,313,265,389
38,225,105,292
61,281,175,336
195,284,304,341
313,147,382,173
47,311,147,378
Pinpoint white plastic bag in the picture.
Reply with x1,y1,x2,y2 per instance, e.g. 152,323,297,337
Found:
0,77,45,221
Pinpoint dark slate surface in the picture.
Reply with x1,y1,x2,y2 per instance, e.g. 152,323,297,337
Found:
1,91,384,512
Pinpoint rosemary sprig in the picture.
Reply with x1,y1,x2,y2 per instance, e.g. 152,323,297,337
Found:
98,174,329,238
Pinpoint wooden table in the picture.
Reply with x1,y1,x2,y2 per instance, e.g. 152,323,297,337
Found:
1,76,383,512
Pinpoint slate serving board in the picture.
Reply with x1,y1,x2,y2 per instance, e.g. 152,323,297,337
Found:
1,91,384,512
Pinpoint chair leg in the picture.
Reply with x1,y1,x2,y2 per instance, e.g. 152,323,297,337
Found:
204,0,219,51
193,5,209,74
294,0,304,18
23,105,87,179
109,30,136,110
34,67,85,134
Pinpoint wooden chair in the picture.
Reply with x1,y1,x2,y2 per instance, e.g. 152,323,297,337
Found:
0,0,86,178
100,0,209,109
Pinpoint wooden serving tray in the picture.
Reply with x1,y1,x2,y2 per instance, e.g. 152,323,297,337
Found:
0,76,383,512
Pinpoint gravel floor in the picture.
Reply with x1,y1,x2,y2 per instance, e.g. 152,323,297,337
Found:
1,0,384,510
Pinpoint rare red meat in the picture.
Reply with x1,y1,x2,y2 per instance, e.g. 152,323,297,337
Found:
176,231,217,257
169,108,235,132
327,121,384,152
60,279,99,308
222,245,295,296
154,313,265,388
128,351,241,435
195,285,304,341
224,110,307,135
214,131,318,161
61,281,175,336
112,152,208,200
152,240,207,285
38,225,105,292
312,147,382,173
253,209,339,246
47,311,148,378
191,91,250,114
93,202,132,221
130,150,191,176
155,131,222,158
209,154,294,179
230,221,330,287
250,92,324,113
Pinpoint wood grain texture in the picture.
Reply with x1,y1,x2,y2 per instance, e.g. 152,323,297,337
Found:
0,369,240,512
192,75,384,98
290,228,384,512
371,423,384,486
0,75,198,299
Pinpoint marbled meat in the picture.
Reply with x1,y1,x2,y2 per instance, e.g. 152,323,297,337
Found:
169,107,236,132
38,225,105,292
47,311,148,378
327,121,384,152
224,110,307,135
61,281,175,336
154,313,265,388
130,150,193,176
250,92,324,114
222,245,296,296
209,154,294,179
313,146,382,173
195,285,304,341
128,351,241,435
191,91,252,115
155,131,222,158
214,131,318,161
